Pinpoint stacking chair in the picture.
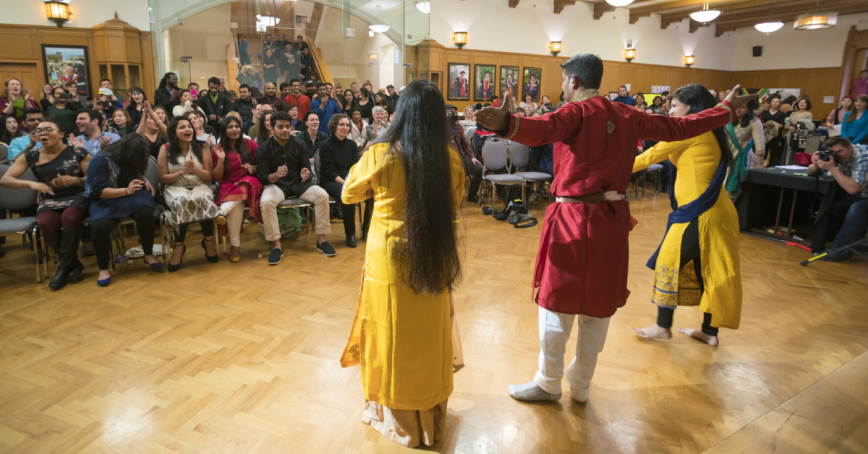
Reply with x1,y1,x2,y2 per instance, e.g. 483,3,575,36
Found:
509,142,553,204
480,138,523,210
464,125,477,142
0,165,48,283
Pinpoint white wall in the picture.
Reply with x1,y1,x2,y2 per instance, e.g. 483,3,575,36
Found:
731,12,868,71
1,0,150,31
431,0,735,71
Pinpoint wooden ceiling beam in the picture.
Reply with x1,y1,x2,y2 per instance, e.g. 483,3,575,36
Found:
509,0,520,8
554,0,577,14
660,0,864,28
593,1,616,19
628,0,751,24
713,3,868,36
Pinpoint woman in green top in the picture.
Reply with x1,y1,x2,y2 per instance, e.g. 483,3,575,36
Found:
45,87,79,134
0,78,40,131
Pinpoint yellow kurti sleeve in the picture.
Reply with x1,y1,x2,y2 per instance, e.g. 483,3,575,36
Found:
449,147,464,211
633,139,691,173
343,143,384,204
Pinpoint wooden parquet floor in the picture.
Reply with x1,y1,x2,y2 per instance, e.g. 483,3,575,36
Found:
1,188,867,454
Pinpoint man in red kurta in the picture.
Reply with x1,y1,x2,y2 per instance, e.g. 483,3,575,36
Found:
477,53,754,404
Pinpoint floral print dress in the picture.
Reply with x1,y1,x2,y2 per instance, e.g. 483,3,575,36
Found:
25,145,88,213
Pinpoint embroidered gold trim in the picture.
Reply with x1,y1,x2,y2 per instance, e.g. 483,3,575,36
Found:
570,89,602,103
505,116,521,140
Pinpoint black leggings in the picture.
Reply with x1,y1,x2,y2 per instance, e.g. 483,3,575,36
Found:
656,219,719,337
321,181,357,237
93,206,155,271
174,220,214,243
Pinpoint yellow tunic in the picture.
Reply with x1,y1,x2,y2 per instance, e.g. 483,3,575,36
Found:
339,142,465,410
633,132,743,329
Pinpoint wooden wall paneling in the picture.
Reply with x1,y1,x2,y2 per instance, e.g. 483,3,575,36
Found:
139,32,155,98
0,63,41,95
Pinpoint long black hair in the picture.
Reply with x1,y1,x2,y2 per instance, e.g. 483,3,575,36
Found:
670,84,732,170
373,79,461,295
127,86,147,110
100,133,150,189
217,116,253,173
0,115,24,145
157,72,175,91
738,99,759,128
166,116,202,165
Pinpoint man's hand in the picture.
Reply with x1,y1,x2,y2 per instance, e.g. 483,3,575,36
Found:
816,156,836,172
210,114,216,121
68,134,84,148
476,91,512,133
724,85,760,112
28,131,38,146
275,165,288,179
99,136,111,149
300,167,310,182
471,158,482,166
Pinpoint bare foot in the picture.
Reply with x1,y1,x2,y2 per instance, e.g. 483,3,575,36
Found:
678,328,719,346
633,325,672,340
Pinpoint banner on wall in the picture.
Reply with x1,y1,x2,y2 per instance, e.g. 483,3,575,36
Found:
768,88,801,101
651,86,670,94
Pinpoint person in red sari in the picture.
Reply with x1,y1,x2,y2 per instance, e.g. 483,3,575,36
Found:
211,116,263,262
476,53,757,405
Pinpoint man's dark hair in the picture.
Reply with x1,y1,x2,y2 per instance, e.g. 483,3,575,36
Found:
386,84,395,89
158,72,175,89
265,33,272,38
769,93,781,101
325,82,333,87
100,78,112,85
286,102,299,111
561,54,603,90
296,35,304,40
78,109,104,128
188,82,199,89
824,136,852,150
483,103,492,108
278,82,287,91
208,77,220,87
289,78,301,86
661,90,670,96
862,70,868,74
619,85,627,90
270,110,292,127
239,84,250,92
23,107,43,117
316,83,327,90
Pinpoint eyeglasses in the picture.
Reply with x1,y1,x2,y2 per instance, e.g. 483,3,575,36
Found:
32,127,55,134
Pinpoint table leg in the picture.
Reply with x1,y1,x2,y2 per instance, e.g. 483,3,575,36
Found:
773,187,784,234
786,189,798,237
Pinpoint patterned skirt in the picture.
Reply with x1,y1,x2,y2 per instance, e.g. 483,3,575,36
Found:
163,184,222,227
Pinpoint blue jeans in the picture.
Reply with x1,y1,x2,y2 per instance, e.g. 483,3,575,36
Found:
832,197,868,252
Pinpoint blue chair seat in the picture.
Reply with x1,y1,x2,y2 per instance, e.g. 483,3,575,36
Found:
647,164,664,171
483,175,523,184
0,217,37,235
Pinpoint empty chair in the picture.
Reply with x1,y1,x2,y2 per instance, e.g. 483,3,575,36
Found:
509,142,553,203
481,138,524,211
464,125,477,141
0,165,48,283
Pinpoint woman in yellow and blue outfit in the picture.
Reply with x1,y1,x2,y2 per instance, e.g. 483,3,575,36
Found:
632,84,743,345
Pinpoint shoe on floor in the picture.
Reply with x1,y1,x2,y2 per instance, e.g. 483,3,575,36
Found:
570,387,589,404
268,248,283,265
467,195,479,204
317,241,337,257
508,382,561,402
819,250,851,263
346,235,357,248
80,242,95,257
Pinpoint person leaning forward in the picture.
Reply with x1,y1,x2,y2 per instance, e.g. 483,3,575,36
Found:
256,111,336,264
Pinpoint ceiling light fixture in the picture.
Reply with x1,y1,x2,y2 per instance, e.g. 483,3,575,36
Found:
755,6,783,34
415,1,430,13
605,0,633,7
690,2,720,23
368,5,390,33
794,5,837,31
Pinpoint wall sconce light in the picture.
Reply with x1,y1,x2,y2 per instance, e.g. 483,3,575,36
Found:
369,52,377,66
549,41,562,57
625,47,636,63
45,0,70,27
684,55,695,68
454,32,467,49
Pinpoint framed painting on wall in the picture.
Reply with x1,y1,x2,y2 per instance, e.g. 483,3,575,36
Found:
473,64,496,101
448,63,471,101
42,44,91,98
522,67,541,103
500,66,519,101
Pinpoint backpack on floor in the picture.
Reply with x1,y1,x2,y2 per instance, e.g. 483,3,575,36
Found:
493,199,538,228
277,207,303,239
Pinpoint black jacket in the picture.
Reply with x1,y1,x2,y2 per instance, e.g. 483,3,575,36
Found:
197,92,233,131
154,86,174,111
234,98,256,123
256,135,313,198
318,135,359,183
301,129,329,158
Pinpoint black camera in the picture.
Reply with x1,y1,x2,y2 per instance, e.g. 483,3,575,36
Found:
57,93,74,100
818,149,838,163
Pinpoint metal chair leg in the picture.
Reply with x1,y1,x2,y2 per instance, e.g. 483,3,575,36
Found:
31,227,42,284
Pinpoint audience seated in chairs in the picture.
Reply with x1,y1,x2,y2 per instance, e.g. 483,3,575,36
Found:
171,89,201,119
1,115,24,147
7,108,44,161
257,111,335,264
0,118,90,290
1,78,40,131
158,116,225,272
300,111,328,160
318,114,369,247
248,104,274,139
211,116,263,262
365,106,389,147
186,110,216,144
255,111,274,145
347,109,368,148
450,113,483,203
111,109,135,138
87,134,162,287
135,101,169,160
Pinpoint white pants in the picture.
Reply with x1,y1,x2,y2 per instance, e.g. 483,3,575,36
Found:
261,184,331,242
533,307,611,395
220,200,246,247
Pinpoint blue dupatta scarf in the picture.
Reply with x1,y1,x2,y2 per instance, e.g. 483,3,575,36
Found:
646,157,728,270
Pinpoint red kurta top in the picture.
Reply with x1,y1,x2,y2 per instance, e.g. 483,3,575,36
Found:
212,138,263,222
501,90,733,317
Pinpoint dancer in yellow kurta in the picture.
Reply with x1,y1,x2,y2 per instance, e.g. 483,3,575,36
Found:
339,80,465,448
632,84,743,346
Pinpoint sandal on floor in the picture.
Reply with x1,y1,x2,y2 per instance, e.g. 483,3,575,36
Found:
201,237,219,263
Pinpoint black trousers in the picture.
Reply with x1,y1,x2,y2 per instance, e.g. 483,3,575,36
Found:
93,206,155,271
174,220,214,243
463,156,483,199
655,219,719,337
321,180,358,237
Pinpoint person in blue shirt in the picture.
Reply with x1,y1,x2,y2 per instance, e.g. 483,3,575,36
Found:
310,83,341,136
71,110,120,156
7,108,43,160
613,86,636,106
842,94,868,145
